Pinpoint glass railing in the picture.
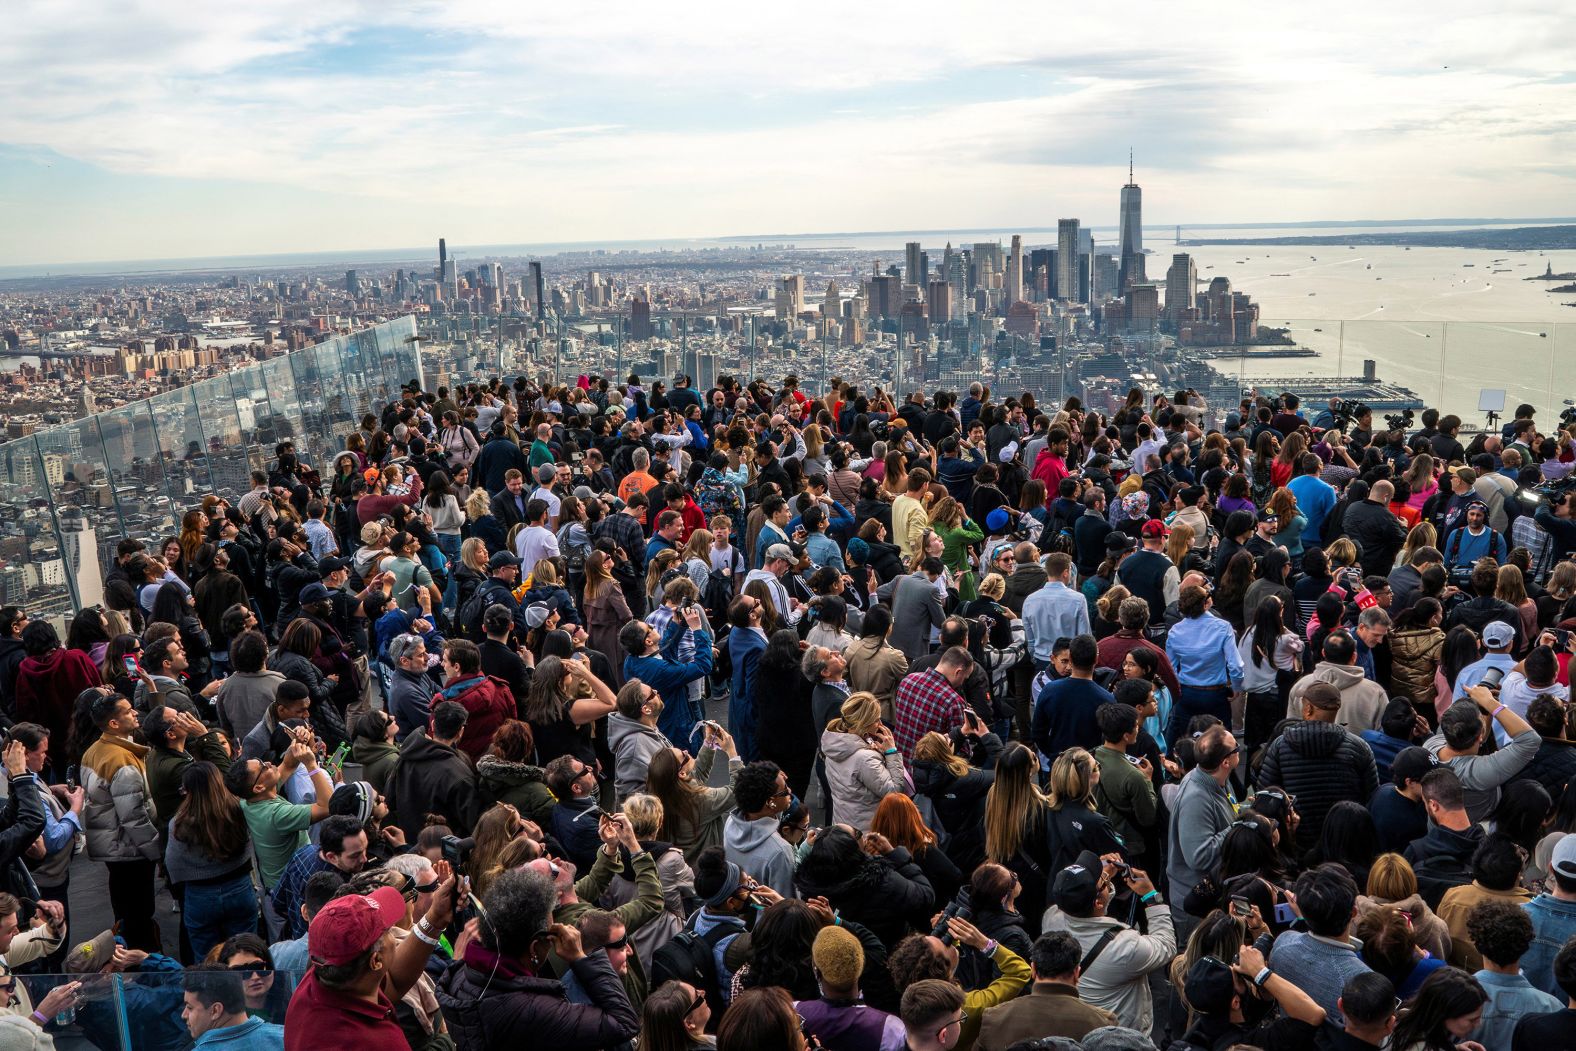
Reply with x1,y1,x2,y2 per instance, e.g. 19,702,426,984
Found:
15,968,304,1049
0,317,419,626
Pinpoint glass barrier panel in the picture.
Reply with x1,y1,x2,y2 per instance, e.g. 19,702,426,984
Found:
0,436,76,624
96,403,180,543
257,356,304,466
147,386,215,511
286,342,340,478
1334,320,1446,422
189,373,253,503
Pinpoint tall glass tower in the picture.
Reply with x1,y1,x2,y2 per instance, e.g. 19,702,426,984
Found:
1118,152,1144,291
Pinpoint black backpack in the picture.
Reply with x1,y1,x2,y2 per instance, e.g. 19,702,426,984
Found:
649,916,742,1018
457,581,508,642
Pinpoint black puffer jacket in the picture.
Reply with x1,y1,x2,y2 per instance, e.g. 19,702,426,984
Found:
794,844,936,947
437,948,639,1051
947,885,1034,991
1256,720,1379,847
912,732,1002,871
1343,499,1408,577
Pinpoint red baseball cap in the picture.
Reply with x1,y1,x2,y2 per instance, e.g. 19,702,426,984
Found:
1140,520,1169,539
308,885,407,966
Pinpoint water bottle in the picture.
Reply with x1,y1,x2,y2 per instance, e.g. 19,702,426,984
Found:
54,1004,75,1027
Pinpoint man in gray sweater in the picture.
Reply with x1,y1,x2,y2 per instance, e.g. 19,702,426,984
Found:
1165,725,1239,945
1424,686,1540,824
1268,864,1373,1026
606,679,674,800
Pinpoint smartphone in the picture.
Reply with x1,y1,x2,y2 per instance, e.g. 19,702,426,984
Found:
1554,628,1571,649
1124,753,1143,767
122,654,139,677
1273,902,1297,925
1229,895,1252,919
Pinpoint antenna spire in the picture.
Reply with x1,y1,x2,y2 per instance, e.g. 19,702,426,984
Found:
1128,148,1133,183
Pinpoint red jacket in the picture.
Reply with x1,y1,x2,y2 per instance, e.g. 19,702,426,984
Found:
15,648,102,751
1031,449,1068,493
432,673,516,761
676,496,708,545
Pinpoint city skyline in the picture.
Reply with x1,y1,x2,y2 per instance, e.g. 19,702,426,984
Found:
3,2,1575,266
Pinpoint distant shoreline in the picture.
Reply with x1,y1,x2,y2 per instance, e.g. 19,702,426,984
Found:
1182,225,1576,250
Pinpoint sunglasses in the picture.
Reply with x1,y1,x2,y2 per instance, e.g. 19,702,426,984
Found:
603,934,630,951
228,963,273,979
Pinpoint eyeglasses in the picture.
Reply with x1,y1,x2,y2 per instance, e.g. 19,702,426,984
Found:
413,878,440,894
685,988,707,1016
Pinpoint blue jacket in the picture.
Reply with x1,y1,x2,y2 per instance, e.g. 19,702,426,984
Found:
624,618,713,743
728,626,768,763
938,449,985,504
1523,893,1576,998
79,950,189,1051
1286,474,1337,546
194,1017,287,1050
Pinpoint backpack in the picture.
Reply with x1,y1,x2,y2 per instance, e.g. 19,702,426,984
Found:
457,581,508,642
557,522,590,576
694,472,743,521
649,916,742,1017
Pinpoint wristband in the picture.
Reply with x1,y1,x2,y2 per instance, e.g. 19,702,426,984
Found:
883,748,898,756
410,925,440,948
1140,890,1160,905
30,1012,47,1028
981,939,998,956
1253,966,1272,988
1491,704,1507,718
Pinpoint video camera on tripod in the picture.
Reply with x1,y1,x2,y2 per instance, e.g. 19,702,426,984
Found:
1383,408,1415,433
1517,474,1576,510
1326,398,1370,433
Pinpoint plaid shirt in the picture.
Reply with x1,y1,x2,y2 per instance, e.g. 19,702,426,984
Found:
596,512,649,574
893,667,965,758
1512,513,1556,583
647,604,696,662
270,843,332,940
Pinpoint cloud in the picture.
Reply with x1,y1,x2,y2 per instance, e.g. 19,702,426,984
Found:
2,0,1576,262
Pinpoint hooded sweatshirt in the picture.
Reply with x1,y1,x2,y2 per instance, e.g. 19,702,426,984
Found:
1284,661,1388,733
722,810,797,899
606,712,672,801
820,729,909,831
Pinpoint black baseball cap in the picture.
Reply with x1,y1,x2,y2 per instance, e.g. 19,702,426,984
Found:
1391,746,1438,787
1184,956,1238,1016
1050,850,1104,913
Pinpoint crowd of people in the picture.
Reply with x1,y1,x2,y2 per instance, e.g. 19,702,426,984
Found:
1,375,1575,1051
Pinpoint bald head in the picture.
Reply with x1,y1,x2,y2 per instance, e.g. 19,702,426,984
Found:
1368,480,1394,504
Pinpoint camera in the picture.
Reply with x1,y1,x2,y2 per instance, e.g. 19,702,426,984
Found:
931,897,974,946
1327,398,1371,433
1384,409,1414,432
441,835,475,869
1478,666,1506,690
1561,405,1576,426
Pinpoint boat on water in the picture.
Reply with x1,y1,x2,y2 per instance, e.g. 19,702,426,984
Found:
1366,264,1372,269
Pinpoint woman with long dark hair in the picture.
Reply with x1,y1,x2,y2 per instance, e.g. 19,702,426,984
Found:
645,739,740,859
639,980,714,1051
152,578,213,685
167,761,256,958
1214,550,1256,633
1390,968,1487,1051
1390,598,1446,723
1303,800,1381,889
1238,596,1302,758
733,898,822,1001
215,933,292,1021
521,654,616,768
983,742,1055,933
1435,625,1482,721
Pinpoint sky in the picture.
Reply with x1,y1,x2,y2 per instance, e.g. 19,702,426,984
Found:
3,1,1575,266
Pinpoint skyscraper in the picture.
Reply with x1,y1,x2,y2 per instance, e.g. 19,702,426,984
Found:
1006,235,1024,304
1118,154,1145,291
1057,220,1081,304
344,269,359,295
926,279,952,324
1165,253,1197,323
438,238,447,282
823,281,842,328
528,262,545,319
905,242,924,287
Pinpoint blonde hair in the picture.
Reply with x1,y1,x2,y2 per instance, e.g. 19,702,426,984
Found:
978,572,1005,600
621,793,664,839
928,496,963,529
681,529,713,563
461,537,489,573
1046,747,1098,811
828,691,882,738
1366,853,1419,901
1496,563,1528,606
1165,522,1196,566
466,488,491,519
1326,537,1358,569
1397,521,1437,567
532,560,560,587
912,732,968,777
1096,585,1131,624
984,743,1048,863
710,514,733,535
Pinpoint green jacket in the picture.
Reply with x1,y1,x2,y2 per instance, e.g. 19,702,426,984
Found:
351,739,401,795
1092,744,1158,861
554,847,664,1012
148,730,233,832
